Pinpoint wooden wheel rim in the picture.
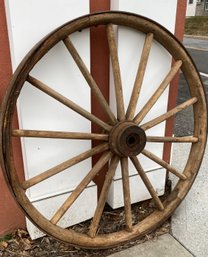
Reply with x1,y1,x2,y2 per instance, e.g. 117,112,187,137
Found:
0,11,207,248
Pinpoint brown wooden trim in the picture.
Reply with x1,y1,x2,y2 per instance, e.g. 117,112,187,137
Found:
0,1,12,101
163,0,187,164
0,0,25,235
90,0,110,195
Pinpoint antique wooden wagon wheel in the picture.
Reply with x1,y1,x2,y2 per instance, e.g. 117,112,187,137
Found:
0,12,207,248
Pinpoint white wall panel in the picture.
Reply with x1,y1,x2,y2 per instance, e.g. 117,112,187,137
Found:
186,0,197,16
5,0,179,232
5,0,96,239
111,0,177,32
108,0,178,208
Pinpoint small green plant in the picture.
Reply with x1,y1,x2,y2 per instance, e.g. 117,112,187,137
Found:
0,234,12,242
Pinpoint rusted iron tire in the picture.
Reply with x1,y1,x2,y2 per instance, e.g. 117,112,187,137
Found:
0,12,207,248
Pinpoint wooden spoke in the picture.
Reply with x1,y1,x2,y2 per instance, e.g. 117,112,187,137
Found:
126,33,153,120
142,149,187,180
88,156,119,238
21,143,109,190
106,24,125,121
121,157,133,231
12,129,108,141
140,97,198,130
27,75,112,132
131,156,164,211
146,136,198,143
134,60,183,124
63,37,117,125
50,151,113,225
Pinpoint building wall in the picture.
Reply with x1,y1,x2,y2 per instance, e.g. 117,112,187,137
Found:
196,0,208,16
0,0,25,236
186,0,197,16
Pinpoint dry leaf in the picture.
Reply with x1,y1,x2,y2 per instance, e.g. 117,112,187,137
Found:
0,241,8,248
22,238,32,251
17,229,28,239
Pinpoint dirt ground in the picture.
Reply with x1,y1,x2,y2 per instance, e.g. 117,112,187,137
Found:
0,222,170,257
0,185,171,257
185,16,208,36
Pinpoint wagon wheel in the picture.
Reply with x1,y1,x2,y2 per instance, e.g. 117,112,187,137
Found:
0,12,207,249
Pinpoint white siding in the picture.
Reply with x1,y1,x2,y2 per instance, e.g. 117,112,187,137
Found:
5,0,97,239
186,0,197,16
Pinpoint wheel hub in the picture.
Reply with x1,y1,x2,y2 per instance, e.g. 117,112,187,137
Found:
109,122,146,157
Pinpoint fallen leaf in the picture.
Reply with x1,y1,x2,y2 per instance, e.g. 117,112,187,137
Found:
17,229,28,239
0,241,8,248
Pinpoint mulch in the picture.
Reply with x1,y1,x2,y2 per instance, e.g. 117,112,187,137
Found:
0,222,170,257
0,184,171,257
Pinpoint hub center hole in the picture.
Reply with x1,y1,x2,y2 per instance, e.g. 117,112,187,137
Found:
126,133,140,148
128,136,136,145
